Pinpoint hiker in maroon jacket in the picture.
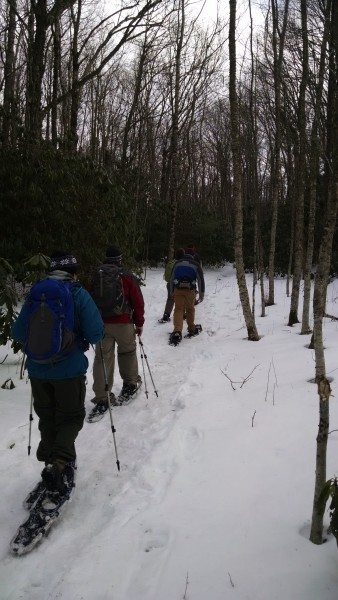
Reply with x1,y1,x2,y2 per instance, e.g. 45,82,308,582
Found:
90,246,144,409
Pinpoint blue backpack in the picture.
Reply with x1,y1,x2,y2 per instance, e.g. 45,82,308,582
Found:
24,279,77,363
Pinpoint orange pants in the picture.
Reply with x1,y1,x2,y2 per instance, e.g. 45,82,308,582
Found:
173,289,196,333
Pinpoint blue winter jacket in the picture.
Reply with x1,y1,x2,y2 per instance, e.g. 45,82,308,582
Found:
12,280,104,380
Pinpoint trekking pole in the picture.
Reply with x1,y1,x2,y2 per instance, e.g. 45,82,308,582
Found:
99,342,120,472
138,338,159,397
138,337,149,399
28,390,33,456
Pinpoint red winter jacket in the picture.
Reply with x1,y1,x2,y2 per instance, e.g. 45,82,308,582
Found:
103,271,145,327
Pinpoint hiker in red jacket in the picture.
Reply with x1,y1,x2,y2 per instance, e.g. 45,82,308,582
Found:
90,246,144,414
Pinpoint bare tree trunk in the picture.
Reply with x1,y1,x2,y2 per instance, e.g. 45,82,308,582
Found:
267,0,289,305
229,0,259,341
25,0,48,142
121,37,148,164
69,0,82,152
288,0,308,325
286,141,295,297
51,18,61,147
310,0,337,543
167,0,185,260
301,0,331,334
2,0,17,145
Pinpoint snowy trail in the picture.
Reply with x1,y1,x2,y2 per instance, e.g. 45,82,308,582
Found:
0,267,337,600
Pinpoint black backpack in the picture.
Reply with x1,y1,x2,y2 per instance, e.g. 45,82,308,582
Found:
91,264,130,318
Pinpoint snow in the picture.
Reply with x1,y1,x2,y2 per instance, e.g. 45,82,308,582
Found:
0,266,337,600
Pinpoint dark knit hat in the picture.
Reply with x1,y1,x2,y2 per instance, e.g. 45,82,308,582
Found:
50,251,78,274
176,248,185,260
106,246,123,262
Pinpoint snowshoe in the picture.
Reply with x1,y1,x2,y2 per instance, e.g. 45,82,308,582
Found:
23,480,46,511
158,314,171,324
184,324,202,339
10,462,76,556
86,394,118,423
169,331,182,346
117,377,142,405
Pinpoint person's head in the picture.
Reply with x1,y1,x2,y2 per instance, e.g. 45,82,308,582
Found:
185,245,196,256
106,245,123,265
50,251,78,275
175,248,185,260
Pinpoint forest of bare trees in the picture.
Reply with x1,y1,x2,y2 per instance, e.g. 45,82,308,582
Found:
0,0,337,546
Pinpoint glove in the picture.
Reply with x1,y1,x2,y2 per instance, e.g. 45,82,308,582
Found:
198,293,204,303
135,326,143,336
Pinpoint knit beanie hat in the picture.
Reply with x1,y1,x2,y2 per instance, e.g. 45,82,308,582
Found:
106,246,123,262
50,251,78,274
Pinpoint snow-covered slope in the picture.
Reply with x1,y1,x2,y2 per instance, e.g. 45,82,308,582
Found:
0,267,337,600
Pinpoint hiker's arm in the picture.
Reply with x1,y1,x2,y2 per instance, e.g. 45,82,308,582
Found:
128,278,144,327
11,302,30,344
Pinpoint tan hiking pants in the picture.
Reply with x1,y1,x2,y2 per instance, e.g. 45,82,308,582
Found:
173,289,196,333
92,323,139,402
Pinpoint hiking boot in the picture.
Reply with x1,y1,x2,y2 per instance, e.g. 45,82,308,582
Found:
118,383,138,404
91,393,118,407
169,331,182,346
89,403,109,418
41,464,66,494
186,324,202,338
41,461,76,497
158,313,171,323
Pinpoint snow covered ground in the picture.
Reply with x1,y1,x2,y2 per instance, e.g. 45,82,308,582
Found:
0,266,337,600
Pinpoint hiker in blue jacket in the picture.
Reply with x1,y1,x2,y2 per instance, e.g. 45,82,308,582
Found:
12,251,104,500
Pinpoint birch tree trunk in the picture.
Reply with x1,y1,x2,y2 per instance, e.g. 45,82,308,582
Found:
229,0,259,341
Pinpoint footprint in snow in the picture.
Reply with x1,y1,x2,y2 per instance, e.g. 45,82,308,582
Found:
144,528,169,553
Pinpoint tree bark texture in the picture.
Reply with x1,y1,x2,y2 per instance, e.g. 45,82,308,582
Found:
229,0,259,341
288,0,308,325
310,0,337,544
167,0,185,261
301,0,331,334
2,0,17,145
267,0,289,305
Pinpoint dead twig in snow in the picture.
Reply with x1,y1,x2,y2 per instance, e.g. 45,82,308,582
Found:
271,357,278,386
221,365,260,391
239,364,260,388
328,429,338,435
182,571,189,599
0,354,8,365
251,410,257,427
228,572,235,588
221,369,236,391
265,358,278,402
265,361,272,402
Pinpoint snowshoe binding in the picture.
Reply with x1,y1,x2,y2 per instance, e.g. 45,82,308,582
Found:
169,331,182,346
117,377,142,405
158,313,171,324
23,480,46,511
184,324,202,339
86,394,118,423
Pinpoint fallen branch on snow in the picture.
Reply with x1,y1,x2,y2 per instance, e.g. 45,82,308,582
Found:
220,365,260,391
324,313,338,321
